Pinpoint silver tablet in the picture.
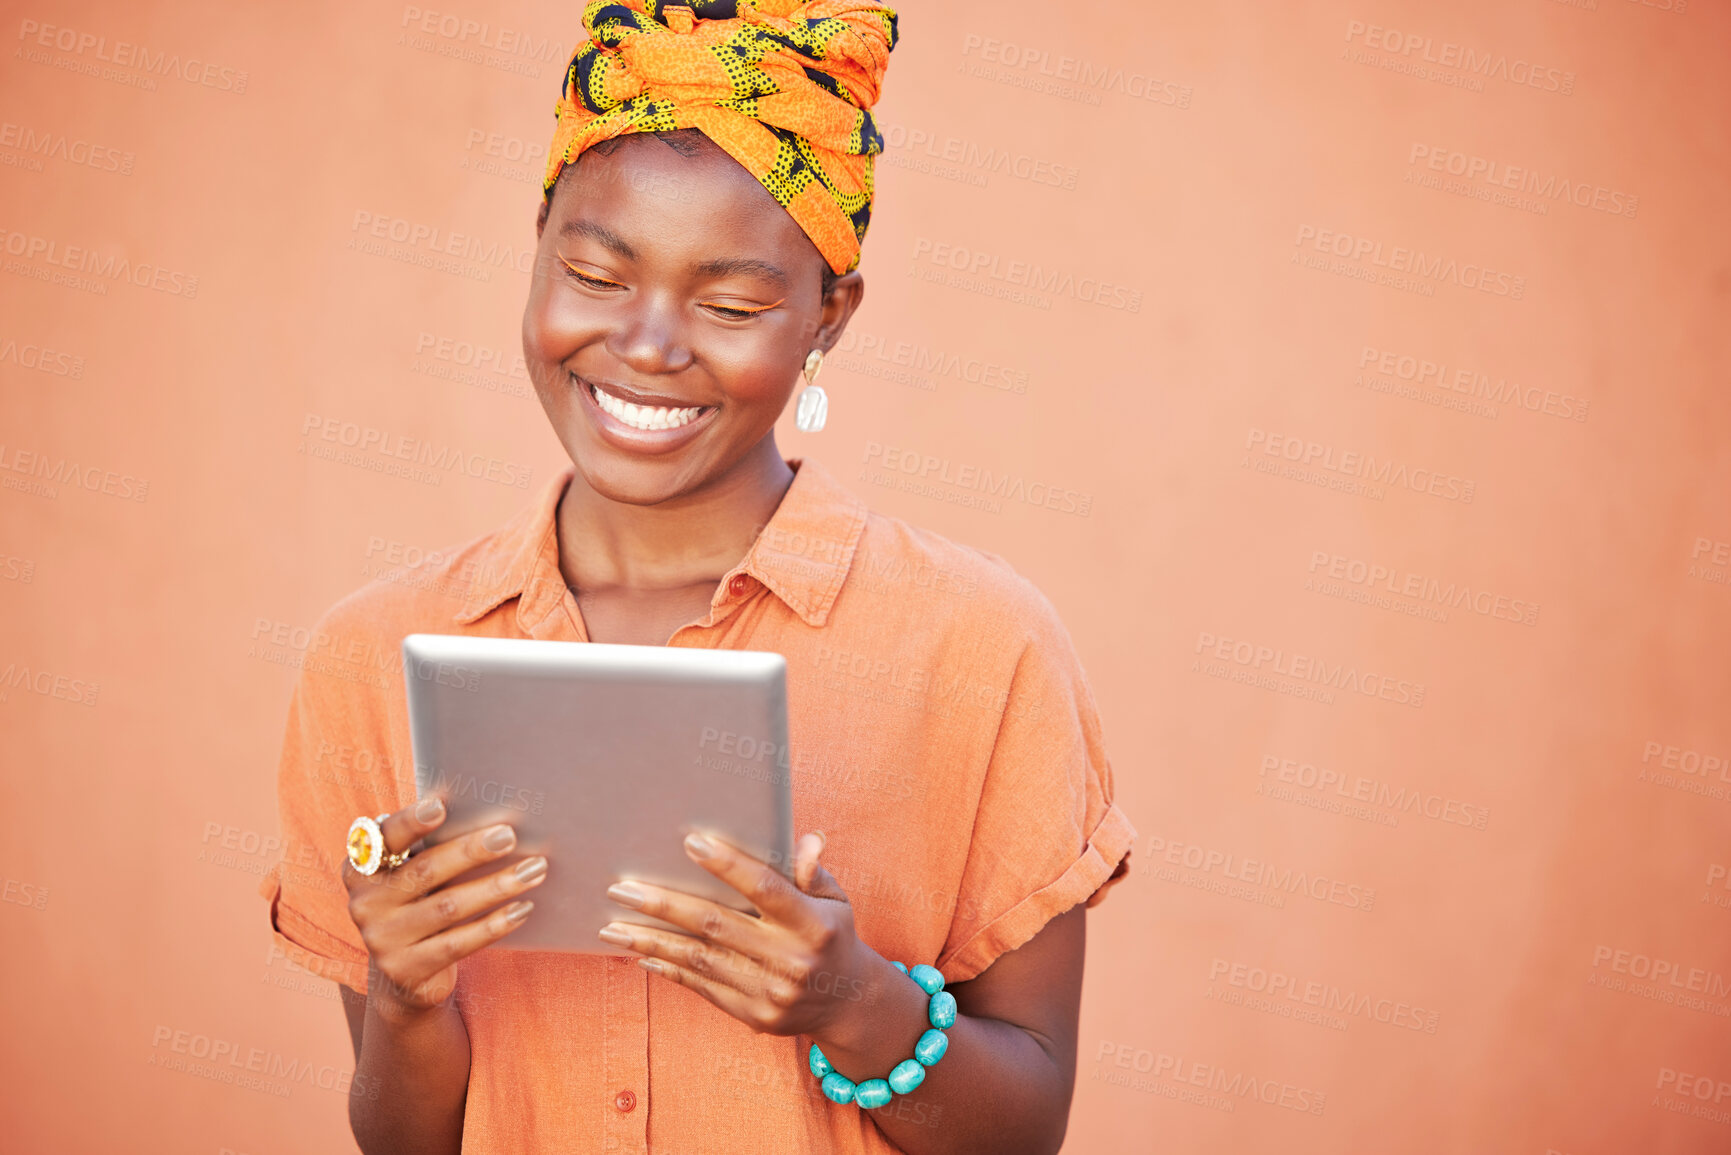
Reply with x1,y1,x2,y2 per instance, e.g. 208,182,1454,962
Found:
402,633,793,954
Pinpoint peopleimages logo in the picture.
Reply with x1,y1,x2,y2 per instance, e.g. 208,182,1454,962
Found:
861,441,1093,517
1591,945,1731,1001
148,1025,378,1100
1357,345,1587,422
1343,20,1575,95
1654,1067,1731,1127
349,210,534,279
1407,144,1637,219
459,127,549,185
0,227,199,298
0,335,84,378
397,6,565,64
15,18,250,93
833,328,1029,395
1636,738,1731,805
958,35,1192,109
1143,835,1378,911
1246,427,1476,504
1091,1041,1325,1115
911,238,1143,313
1207,958,1441,1033
0,120,134,174
1194,629,1426,708
298,413,534,490
0,444,149,502
1691,536,1731,589
878,122,1080,191
1260,751,1488,831
413,331,529,381
0,660,99,707
1294,225,1525,299
1307,549,1539,627
1641,740,1730,783
1657,1068,1731,1105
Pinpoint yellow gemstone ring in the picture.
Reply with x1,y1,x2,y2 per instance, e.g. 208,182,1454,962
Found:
347,813,411,876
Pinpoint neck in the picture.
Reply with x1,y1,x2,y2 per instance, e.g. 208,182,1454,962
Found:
555,436,796,594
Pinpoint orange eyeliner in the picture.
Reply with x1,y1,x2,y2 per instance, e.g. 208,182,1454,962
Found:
558,255,621,287
706,297,784,315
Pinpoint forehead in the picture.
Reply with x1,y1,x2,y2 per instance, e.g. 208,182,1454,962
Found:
548,134,822,278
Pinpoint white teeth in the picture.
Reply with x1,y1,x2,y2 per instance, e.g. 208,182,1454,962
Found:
590,383,705,431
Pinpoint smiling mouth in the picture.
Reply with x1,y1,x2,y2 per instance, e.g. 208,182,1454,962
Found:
582,377,712,432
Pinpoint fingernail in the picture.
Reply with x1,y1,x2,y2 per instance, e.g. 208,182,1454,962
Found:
505,900,534,923
811,830,826,853
638,958,667,974
514,857,547,885
598,924,634,947
415,797,444,823
685,833,715,859
483,826,516,853
607,881,646,909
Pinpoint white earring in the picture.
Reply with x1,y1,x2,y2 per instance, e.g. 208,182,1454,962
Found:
794,348,828,433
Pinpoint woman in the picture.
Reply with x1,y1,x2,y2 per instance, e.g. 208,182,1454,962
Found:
262,3,1135,1152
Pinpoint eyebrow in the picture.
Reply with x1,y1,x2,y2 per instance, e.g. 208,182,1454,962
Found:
558,219,638,261
693,256,789,288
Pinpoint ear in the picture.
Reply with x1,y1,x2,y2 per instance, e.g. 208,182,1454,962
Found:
812,271,865,354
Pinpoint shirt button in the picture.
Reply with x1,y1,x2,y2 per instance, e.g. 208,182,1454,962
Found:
614,1089,637,1113
728,574,750,597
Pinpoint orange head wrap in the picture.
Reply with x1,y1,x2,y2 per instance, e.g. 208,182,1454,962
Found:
544,0,899,274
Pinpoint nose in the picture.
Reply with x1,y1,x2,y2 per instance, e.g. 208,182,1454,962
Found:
605,292,694,377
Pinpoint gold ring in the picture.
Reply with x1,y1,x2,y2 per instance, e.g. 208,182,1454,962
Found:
347,813,411,876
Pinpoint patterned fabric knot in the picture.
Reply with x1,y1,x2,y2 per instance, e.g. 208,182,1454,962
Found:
664,4,695,33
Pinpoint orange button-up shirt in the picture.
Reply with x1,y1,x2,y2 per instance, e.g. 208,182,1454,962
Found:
261,457,1135,1154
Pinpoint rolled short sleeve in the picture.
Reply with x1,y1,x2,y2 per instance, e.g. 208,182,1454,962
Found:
934,592,1136,984
257,619,414,996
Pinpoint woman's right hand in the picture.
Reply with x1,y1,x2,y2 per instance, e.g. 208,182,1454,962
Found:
342,797,546,1018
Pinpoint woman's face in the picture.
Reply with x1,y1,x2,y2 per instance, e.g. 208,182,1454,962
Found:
523,132,861,505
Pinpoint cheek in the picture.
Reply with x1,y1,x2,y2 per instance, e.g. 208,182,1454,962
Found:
712,345,801,404
523,256,619,372
521,295,591,408
706,321,811,403
522,276,579,364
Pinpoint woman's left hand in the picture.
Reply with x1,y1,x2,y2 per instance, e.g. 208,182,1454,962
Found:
600,831,872,1038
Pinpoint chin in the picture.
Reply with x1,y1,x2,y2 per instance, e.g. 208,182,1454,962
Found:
568,451,704,507
547,407,717,506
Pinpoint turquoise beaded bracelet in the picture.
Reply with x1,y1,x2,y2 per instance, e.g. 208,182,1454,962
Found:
809,961,956,1109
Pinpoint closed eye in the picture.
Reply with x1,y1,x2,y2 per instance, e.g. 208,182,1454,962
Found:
701,298,784,321
559,256,623,291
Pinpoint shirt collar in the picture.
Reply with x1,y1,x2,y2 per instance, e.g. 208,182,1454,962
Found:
453,456,868,630
736,456,869,626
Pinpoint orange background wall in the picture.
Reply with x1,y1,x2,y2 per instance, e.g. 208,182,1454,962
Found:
3,1,1729,1152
